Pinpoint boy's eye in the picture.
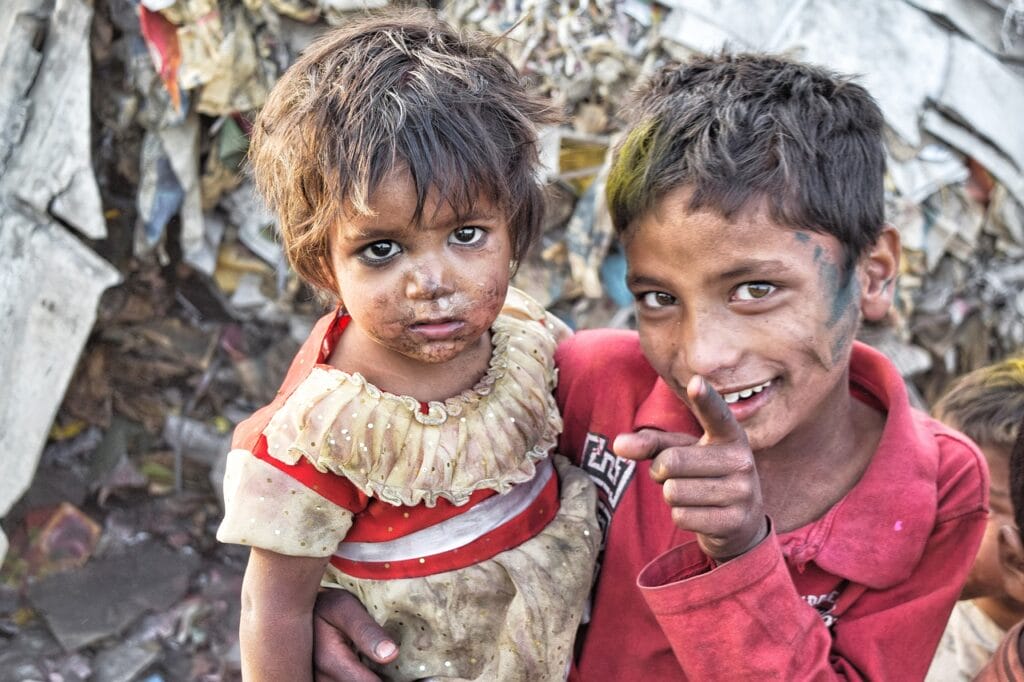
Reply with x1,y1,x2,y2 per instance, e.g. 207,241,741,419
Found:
360,241,401,263
637,291,677,308
733,282,776,301
450,226,485,246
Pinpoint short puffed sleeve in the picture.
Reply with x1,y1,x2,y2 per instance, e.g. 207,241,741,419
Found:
216,447,356,557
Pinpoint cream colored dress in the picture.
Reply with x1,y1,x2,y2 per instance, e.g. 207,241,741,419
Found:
926,600,1007,682
218,289,600,681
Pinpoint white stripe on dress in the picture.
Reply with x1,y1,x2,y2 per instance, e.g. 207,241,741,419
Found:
333,457,554,563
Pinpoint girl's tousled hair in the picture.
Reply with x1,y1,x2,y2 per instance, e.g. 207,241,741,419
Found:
249,9,558,297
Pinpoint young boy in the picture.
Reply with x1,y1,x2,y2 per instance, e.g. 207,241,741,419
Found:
974,414,1024,681
928,358,1024,680
312,53,989,680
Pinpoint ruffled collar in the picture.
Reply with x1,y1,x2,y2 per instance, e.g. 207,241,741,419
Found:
262,310,562,507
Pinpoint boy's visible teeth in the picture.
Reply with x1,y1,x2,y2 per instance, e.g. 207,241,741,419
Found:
722,380,772,404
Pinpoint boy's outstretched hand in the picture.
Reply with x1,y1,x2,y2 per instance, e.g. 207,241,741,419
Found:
613,375,769,561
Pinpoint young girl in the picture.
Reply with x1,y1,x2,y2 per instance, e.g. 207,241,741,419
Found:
215,10,600,681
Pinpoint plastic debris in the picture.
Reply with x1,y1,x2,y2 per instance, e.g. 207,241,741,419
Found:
1,1,1022,677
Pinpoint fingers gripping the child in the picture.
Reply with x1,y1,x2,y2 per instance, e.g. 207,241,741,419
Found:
313,590,397,682
613,376,769,561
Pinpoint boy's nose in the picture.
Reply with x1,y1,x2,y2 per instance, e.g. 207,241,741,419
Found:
678,310,743,379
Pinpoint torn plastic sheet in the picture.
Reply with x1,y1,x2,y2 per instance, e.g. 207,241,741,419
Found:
658,0,952,148
924,188,986,267
889,193,977,274
161,112,211,273
321,0,388,15
932,36,1024,178
221,180,283,268
657,0,794,52
174,4,274,116
136,111,216,274
922,108,1024,207
258,0,321,24
565,165,614,299
136,132,185,251
0,0,106,240
905,0,1024,61
988,185,1024,256
0,217,122,565
138,6,182,111
887,144,969,204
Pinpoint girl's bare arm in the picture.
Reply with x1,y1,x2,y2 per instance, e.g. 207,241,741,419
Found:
240,548,330,681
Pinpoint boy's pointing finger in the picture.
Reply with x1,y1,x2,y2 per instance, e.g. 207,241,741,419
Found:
613,428,699,461
687,376,747,444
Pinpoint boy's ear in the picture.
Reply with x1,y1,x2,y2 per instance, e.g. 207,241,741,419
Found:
998,524,1024,603
858,224,901,322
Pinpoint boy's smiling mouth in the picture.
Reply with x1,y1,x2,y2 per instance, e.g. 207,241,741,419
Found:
720,379,773,405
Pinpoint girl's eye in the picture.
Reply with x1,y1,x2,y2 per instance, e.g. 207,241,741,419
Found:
734,282,776,301
450,226,485,246
637,291,677,308
360,241,401,263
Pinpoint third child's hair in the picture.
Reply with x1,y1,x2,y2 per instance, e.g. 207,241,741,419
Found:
1008,413,1024,539
249,9,558,295
607,52,886,271
933,356,1024,451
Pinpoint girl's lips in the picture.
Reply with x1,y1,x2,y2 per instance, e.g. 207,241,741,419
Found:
409,319,464,340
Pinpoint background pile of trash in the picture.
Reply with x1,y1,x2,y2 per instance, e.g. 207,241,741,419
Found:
1,0,1022,678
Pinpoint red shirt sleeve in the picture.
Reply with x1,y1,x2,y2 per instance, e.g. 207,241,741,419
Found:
636,460,987,680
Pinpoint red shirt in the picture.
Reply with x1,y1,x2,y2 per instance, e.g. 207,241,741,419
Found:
556,330,989,680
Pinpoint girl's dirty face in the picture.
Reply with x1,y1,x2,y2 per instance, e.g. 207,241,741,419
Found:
328,170,513,369
623,187,871,454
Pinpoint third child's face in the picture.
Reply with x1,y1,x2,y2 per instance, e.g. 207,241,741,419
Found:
625,187,864,453
329,171,512,367
961,444,1014,600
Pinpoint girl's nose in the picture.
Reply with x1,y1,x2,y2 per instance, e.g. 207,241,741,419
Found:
405,261,454,300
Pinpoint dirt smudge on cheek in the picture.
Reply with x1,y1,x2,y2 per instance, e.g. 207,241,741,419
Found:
809,245,861,366
369,288,416,328
826,271,857,329
473,270,507,304
799,284,860,371
822,262,861,365
828,294,860,365
815,252,858,330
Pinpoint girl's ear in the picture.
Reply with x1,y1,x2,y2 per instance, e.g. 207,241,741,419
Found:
998,524,1024,603
858,224,901,322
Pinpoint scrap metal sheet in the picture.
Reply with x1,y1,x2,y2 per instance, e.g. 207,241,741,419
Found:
659,0,952,147
0,0,106,240
0,217,121,564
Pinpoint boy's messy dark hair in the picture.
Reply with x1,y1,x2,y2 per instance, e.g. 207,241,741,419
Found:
933,356,1024,451
249,8,558,296
1008,414,1024,539
607,52,886,270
